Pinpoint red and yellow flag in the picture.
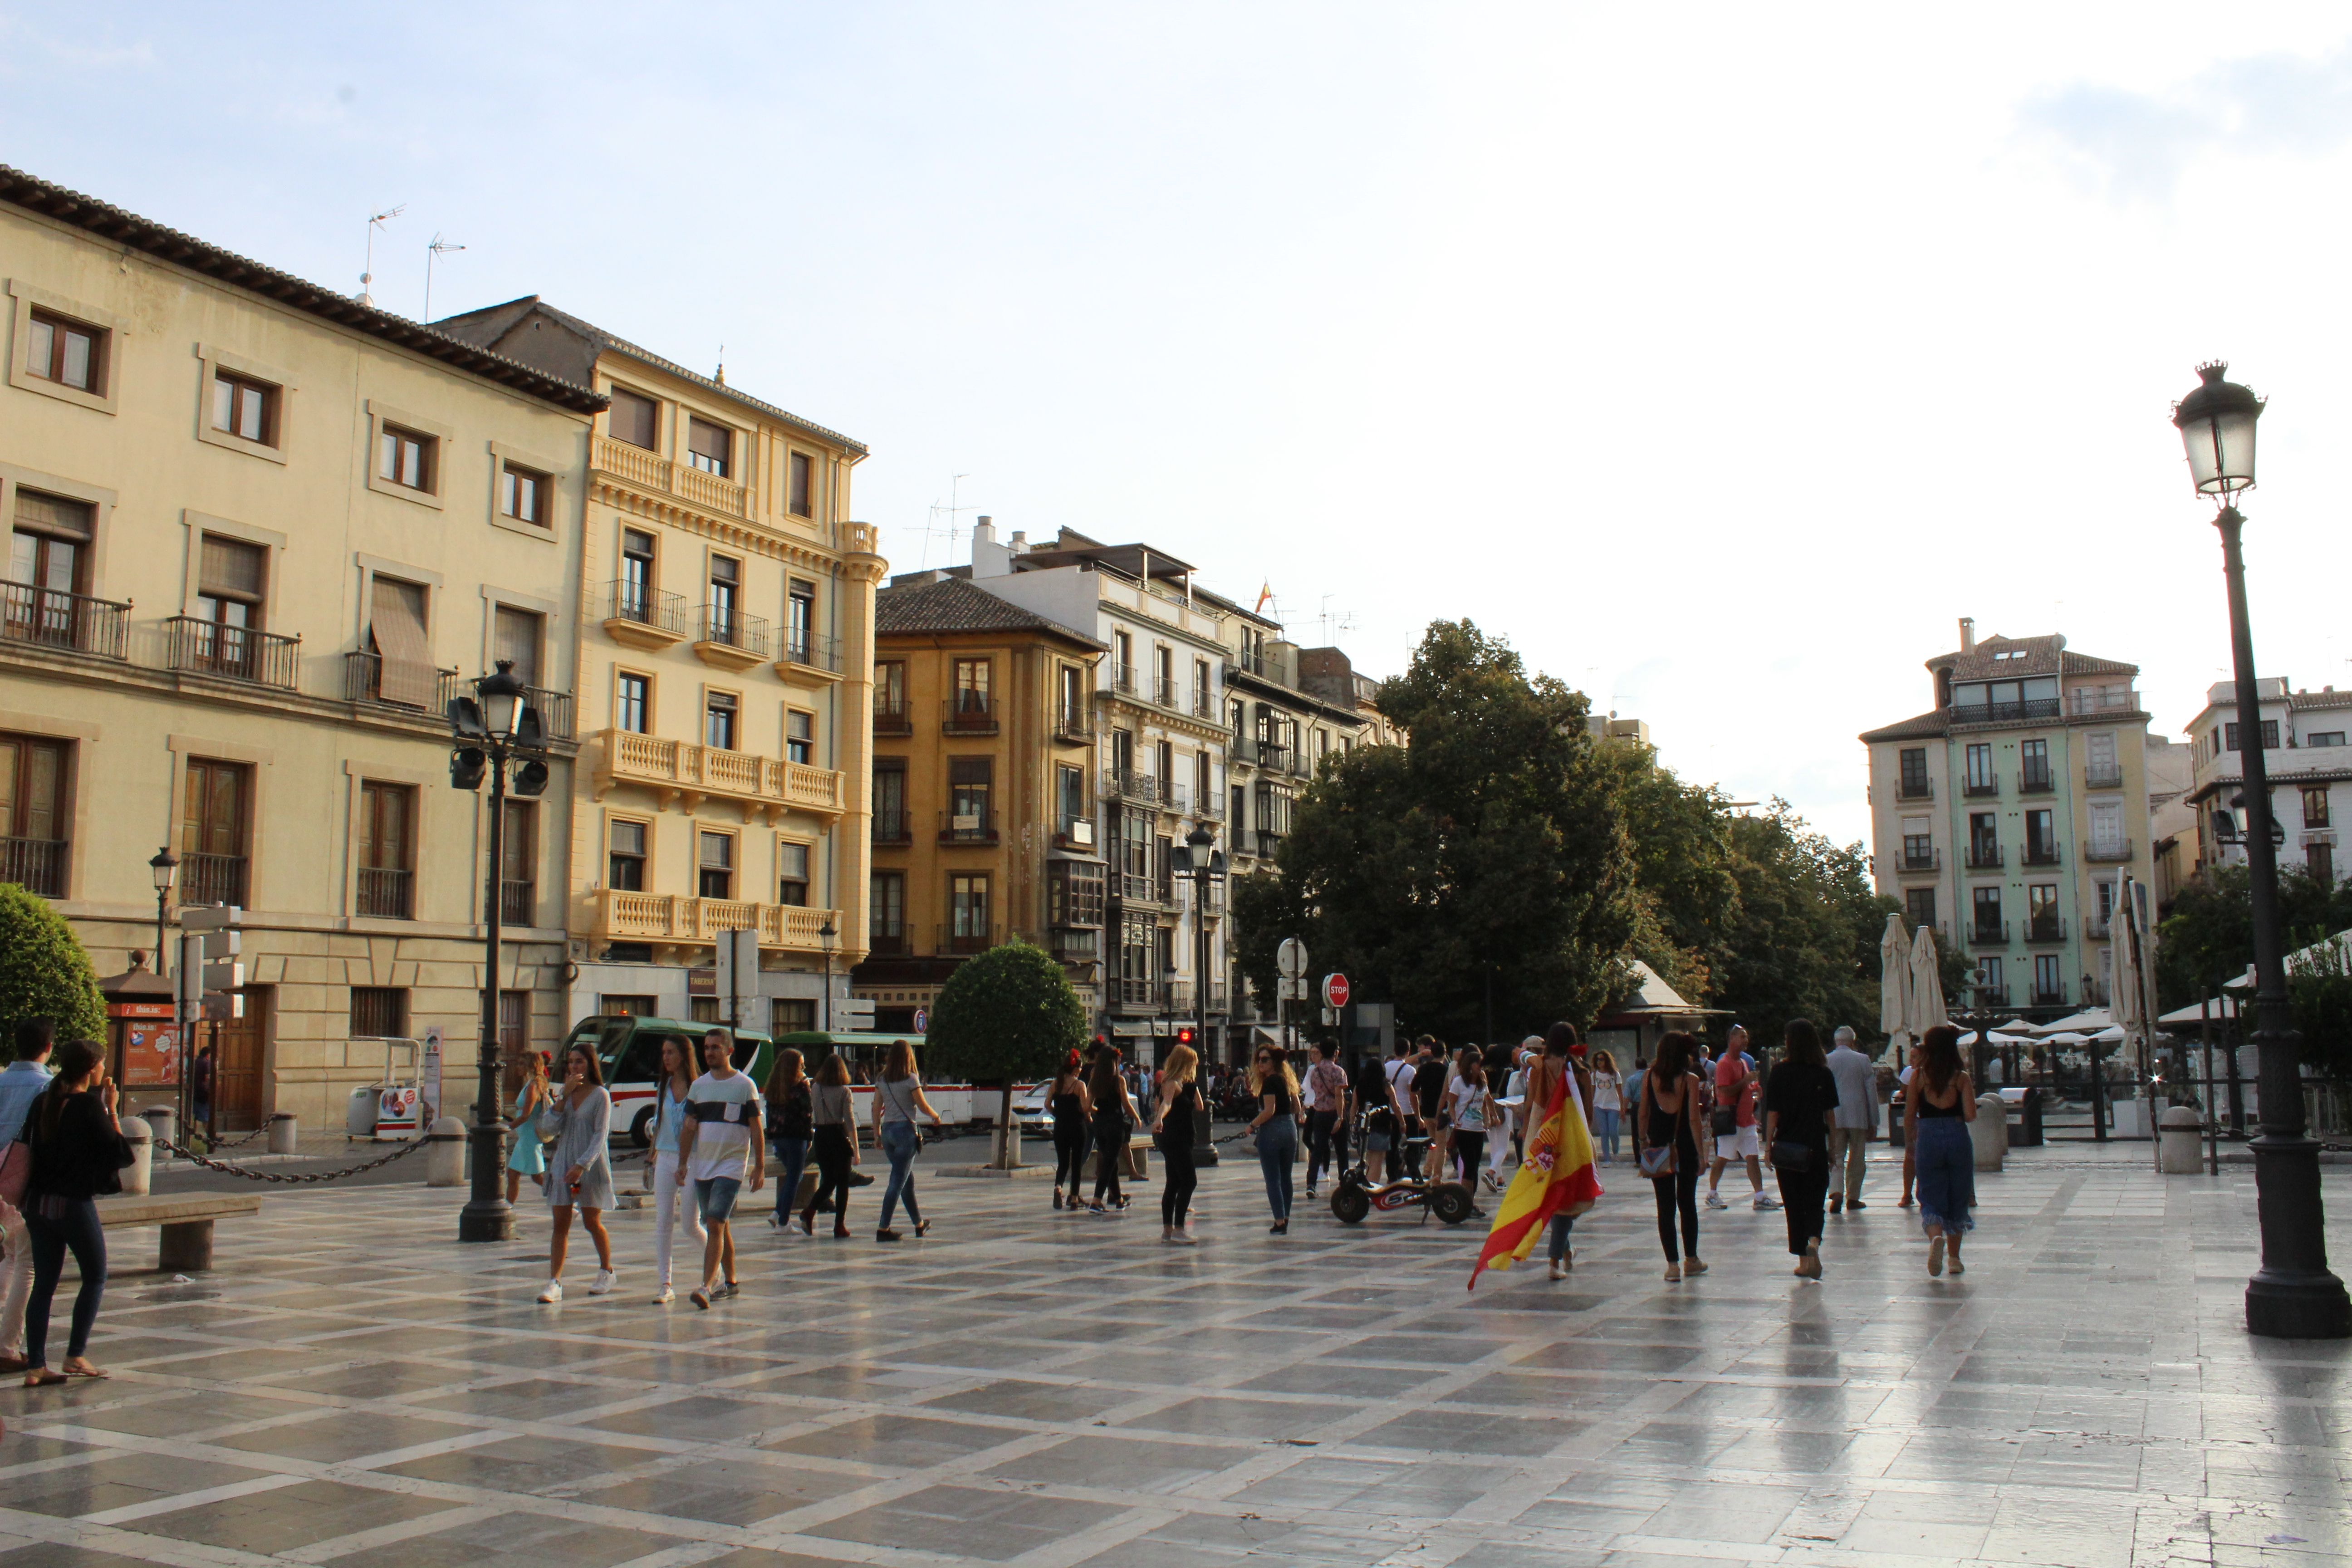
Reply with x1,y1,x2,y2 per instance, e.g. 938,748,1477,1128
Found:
1468,1071,1602,1289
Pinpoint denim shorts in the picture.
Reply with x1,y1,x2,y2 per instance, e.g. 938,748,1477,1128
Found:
693,1176,740,1224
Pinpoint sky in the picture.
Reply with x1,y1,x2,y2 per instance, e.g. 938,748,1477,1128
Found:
6,3,2352,847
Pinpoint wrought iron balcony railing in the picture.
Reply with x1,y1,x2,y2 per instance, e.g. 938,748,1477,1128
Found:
1,581,128,659
164,618,299,689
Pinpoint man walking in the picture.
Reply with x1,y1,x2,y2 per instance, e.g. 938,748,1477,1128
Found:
1825,1025,1878,1214
1706,1024,1778,1211
0,1020,55,1372
1412,1038,1449,1184
1382,1040,1417,1183
678,1029,764,1310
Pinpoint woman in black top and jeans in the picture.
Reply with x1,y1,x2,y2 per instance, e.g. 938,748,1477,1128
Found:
1636,1030,1707,1282
18,1040,132,1386
1763,1019,1840,1279
1152,1043,1204,1245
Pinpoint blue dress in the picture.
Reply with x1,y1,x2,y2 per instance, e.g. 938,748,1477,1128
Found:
506,1084,548,1176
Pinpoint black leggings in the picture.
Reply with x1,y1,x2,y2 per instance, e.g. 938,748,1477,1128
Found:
1093,1117,1128,1204
1305,1110,1340,1186
1161,1142,1198,1228
1452,1130,1487,1181
1779,1163,1829,1255
1054,1124,1089,1190
26,1199,106,1368
1651,1162,1700,1262
808,1126,855,1222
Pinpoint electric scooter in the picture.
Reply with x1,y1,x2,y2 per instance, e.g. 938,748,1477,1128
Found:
1329,1107,1476,1226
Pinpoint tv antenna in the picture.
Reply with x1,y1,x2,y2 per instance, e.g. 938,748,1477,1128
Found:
1312,595,1357,646
921,474,976,569
357,204,404,307
423,232,464,323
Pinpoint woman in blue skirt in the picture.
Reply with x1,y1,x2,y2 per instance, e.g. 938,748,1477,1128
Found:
1905,1024,1976,1277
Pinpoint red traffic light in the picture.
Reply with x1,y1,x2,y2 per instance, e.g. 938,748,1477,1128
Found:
1175,1027,1195,1045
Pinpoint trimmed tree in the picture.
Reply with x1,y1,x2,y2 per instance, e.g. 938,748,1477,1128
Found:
921,938,1088,1166
0,884,105,1059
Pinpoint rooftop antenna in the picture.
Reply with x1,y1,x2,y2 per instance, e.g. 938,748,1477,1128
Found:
422,232,464,323
357,204,405,308
1313,594,1357,646
921,474,975,569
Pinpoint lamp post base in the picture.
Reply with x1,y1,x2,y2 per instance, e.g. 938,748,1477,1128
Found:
2245,1134,2352,1339
457,1122,515,1243
1193,1135,1220,1167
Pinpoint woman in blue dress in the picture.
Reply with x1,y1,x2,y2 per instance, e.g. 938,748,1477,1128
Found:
504,1051,550,1202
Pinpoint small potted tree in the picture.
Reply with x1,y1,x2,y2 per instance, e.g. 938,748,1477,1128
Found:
922,938,1087,1169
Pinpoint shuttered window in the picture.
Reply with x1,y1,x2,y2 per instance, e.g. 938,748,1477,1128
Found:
368,577,435,707
493,605,542,689
686,416,731,477
609,388,659,450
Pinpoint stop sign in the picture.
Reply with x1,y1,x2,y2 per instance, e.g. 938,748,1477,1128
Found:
1323,973,1350,1009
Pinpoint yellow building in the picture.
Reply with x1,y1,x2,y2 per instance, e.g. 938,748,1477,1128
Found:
851,573,1107,1028
0,167,603,1127
434,301,880,1028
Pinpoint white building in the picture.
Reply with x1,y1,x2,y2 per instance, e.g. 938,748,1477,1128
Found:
2183,678,2352,887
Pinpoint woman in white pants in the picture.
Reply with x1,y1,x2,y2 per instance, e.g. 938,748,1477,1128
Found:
648,1037,706,1304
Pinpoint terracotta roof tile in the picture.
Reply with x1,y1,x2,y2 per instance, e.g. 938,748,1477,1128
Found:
1861,709,1950,743
876,577,1104,647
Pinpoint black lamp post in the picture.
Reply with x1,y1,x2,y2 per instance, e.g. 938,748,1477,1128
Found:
819,919,837,1032
149,847,178,976
1172,823,1227,1167
2172,363,2351,1338
450,659,550,1245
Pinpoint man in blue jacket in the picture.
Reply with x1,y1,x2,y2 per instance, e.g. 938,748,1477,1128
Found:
0,1018,58,1372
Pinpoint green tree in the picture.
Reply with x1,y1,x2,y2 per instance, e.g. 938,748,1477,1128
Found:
2290,937,2352,1075
0,884,105,1058
1592,740,1740,1003
921,939,1087,1162
2156,865,2352,1011
1709,803,1888,1053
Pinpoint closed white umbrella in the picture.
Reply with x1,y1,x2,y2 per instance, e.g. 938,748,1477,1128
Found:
1907,922,1948,1040
1880,913,1914,1064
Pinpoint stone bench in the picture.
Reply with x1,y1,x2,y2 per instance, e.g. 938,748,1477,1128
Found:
94,1193,263,1272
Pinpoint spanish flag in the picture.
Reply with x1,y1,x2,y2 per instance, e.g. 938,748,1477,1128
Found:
1468,1069,1602,1289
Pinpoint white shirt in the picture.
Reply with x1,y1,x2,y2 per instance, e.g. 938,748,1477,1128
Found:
686,1070,760,1183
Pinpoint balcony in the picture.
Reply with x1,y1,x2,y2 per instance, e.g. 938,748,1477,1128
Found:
2086,914,2112,939
524,687,576,743
2083,838,2135,864
2025,915,2067,944
944,694,998,735
940,921,1002,956
1965,844,2004,870
1899,848,1940,873
1970,920,2009,947
182,852,247,907
1972,985,2011,1006
164,618,299,690
0,837,68,897
1110,662,1138,696
1952,697,2063,726
2022,841,2062,867
1053,703,1093,745
602,580,688,651
0,581,129,660
500,880,535,927
1193,689,1215,720
1896,779,1934,801
872,813,912,847
1052,928,1099,963
1255,740,1290,772
594,435,750,520
780,631,840,677
1115,976,1166,1008
593,728,846,820
1193,791,1225,821
1103,768,1172,809
1154,676,1180,709
1119,872,1169,906
2085,764,2124,789
590,889,839,951
940,810,998,846
2070,687,2139,717
1256,828,1285,858
873,698,914,738
344,651,459,715
2031,984,2068,1007
357,866,413,919
694,604,769,671
1962,776,2001,799
867,929,908,957
2019,769,2056,795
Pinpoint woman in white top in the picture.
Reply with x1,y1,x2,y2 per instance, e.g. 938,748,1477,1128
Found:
871,1039,944,1242
1589,1049,1625,1163
1441,1054,1494,1187
647,1035,706,1304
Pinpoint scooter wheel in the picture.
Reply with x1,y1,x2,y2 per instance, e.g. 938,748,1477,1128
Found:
1430,1183,1476,1226
1330,1184,1370,1225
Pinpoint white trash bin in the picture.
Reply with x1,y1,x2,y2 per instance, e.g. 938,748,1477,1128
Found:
1970,1093,2008,1172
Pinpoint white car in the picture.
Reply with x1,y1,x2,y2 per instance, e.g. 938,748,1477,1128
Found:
1010,1084,1054,1136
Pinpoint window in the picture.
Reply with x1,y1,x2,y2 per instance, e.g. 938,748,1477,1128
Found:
1230,783,1247,831
875,661,908,726
1969,811,1998,862
500,463,550,526
364,574,436,707
1979,955,2003,995
2034,953,2063,1003
1901,821,1933,868
698,831,734,899
349,987,407,1038
377,424,436,492
610,387,659,450
1195,749,1211,809
2025,808,2057,862
786,709,814,765
708,556,740,640
1058,764,1087,835
211,371,277,445
872,759,906,842
180,759,250,906
601,993,658,1017
1058,664,1086,731
1964,743,1995,792
10,490,92,612
2225,720,2281,751
950,756,993,834
620,529,656,620
1972,886,2003,941
954,658,991,714
2096,879,2117,928
615,672,650,734
705,691,738,750
0,734,69,897
870,871,906,952
357,781,416,918
1156,644,1175,706
1120,805,1152,891
1904,887,1936,931
2309,731,2347,748
1111,728,1133,775
1154,739,1173,789
772,998,817,1035
2020,738,2051,789
686,416,732,477
493,605,543,691
190,534,267,676
777,839,810,906
26,310,103,392
1049,860,1106,928
951,873,991,950
2086,730,2118,784
2089,799,2125,858
1195,657,1211,715
608,819,647,891
2304,787,2331,829
499,990,530,1063
789,451,814,517
2028,884,2059,939
788,578,816,661
2310,843,2336,885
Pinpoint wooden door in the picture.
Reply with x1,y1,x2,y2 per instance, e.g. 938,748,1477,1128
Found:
215,987,270,1131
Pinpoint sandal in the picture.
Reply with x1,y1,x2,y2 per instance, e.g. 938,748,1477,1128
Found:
23,1369,67,1387
914,1219,932,1238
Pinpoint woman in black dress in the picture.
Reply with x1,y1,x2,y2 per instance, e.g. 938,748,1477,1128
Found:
1048,1051,1092,1212
1763,1018,1840,1279
1152,1043,1205,1245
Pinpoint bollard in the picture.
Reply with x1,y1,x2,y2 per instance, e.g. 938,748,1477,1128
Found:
1970,1093,2007,1172
121,1115,153,1196
267,1112,299,1156
425,1116,467,1187
145,1104,177,1161
2157,1105,2204,1174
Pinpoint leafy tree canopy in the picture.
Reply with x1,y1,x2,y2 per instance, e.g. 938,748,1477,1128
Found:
0,885,104,1058
2156,864,2352,1012
921,937,1087,1085
1709,803,1893,1053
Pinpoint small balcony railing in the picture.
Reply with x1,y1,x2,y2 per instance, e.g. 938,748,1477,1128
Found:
2085,764,2124,789
1970,920,2009,946
1194,791,1225,821
1193,689,1215,719
874,698,913,737
343,651,460,714
2031,984,2068,1007
1953,697,2063,725
1963,777,2001,799
939,810,997,845
2019,769,2055,795
1897,779,1934,801
944,695,998,735
1110,662,1138,696
605,579,686,636
1965,844,2004,869
2083,838,2135,863
784,630,839,671
872,813,911,847
1154,676,1179,708
181,852,247,907
2025,915,2066,944
1972,985,2011,1006
867,929,908,957
1116,976,1165,1007
1103,768,1171,808
1120,872,1167,906
1054,703,1093,744
357,866,413,919
1900,848,1940,872
1,581,129,659
2022,841,2062,866
2086,914,2112,939
517,687,573,743
697,603,769,657
164,618,299,689
0,837,68,897
940,922,1001,956
500,880,535,927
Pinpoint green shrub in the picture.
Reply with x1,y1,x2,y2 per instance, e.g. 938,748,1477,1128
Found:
922,938,1086,1086
0,884,105,1058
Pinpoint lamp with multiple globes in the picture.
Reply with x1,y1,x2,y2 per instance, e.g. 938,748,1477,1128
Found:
1170,823,1229,1167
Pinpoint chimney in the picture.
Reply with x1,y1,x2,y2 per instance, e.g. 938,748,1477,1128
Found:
972,514,995,546
969,515,1013,579
1958,617,1976,653
1009,529,1027,551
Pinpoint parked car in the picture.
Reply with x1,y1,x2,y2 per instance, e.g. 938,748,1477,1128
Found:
1010,1083,1054,1136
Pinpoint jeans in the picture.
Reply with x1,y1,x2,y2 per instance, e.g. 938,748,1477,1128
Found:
809,1125,854,1224
1914,1117,1976,1233
1304,1109,1339,1188
879,1121,922,1230
1452,1130,1487,1182
1828,1127,1870,1203
1595,1108,1622,1159
693,1176,740,1225
1257,1117,1297,1222
1548,1212,1576,1262
651,1151,705,1286
1161,1142,1198,1228
25,1198,105,1367
771,1137,810,1223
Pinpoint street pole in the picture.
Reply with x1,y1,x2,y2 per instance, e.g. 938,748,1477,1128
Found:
1191,858,1218,1167
2215,505,2350,1336
458,745,514,1244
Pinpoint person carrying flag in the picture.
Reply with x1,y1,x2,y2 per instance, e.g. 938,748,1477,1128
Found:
1469,1022,1602,1292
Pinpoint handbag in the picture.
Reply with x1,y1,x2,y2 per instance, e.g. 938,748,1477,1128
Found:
1770,1140,1817,1173
1639,1143,1676,1179
0,1140,28,1208
1710,1107,1736,1137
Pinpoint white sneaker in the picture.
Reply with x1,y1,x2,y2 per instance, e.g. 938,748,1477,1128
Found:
537,1279,563,1303
588,1269,616,1296
652,1285,674,1304
1753,1195,1781,1210
1704,1192,1727,1210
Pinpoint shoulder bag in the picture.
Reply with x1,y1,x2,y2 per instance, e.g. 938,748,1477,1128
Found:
1769,1140,1817,1173
1637,1077,1677,1178
0,1138,29,1209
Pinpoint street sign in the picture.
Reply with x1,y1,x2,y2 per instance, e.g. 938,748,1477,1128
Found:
1323,973,1350,1009
421,1026,444,1124
1277,937,1308,979
1321,1007,1338,1025
913,1007,929,1033
714,928,760,1029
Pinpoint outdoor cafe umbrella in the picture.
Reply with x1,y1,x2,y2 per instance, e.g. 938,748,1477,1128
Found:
1880,912,1914,1064
1907,922,1948,1041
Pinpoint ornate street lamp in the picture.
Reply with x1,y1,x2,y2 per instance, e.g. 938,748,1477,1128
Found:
1172,823,1228,1167
819,918,838,1032
149,846,178,977
449,659,550,1244
2172,363,2350,1338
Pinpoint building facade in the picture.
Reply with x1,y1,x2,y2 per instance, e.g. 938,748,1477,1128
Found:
2181,678,2352,889
850,573,1106,1029
434,299,880,1030
1862,619,2157,1017
0,169,604,1126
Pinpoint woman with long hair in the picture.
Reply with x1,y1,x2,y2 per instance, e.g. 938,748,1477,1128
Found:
538,1042,616,1303
505,1050,551,1203
765,1047,813,1233
1049,1049,1093,1212
17,1040,131,1386
804,1053,860,1237
1528,1030,1590,1280
647,1035,706,1303
1763,1018,1839,1279
1907,1023,1977,1275
1590,1049,1624,1162
872,1038,944,1242
1442,1055,1493,1187
1636,1030,1707,1282
1088,1046,1138,1213
1152,1043,1205,1244
1245,1044,1305,1233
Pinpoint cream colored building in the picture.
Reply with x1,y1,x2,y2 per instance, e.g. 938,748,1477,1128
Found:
434,300,880,1029
0,168,603,1127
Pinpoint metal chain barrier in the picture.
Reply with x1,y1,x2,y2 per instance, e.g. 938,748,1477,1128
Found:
198,1124,270,1151
155,1135,426,1185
